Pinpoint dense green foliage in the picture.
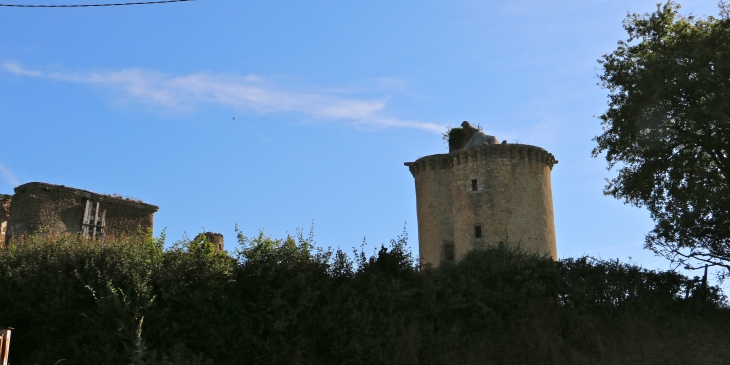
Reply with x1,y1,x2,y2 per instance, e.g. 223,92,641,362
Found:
443,126,466,152
1,230,728,365
442,121,480,152
594,1,730,273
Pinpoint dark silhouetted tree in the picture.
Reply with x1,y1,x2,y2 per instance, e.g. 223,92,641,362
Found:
594,1,730,275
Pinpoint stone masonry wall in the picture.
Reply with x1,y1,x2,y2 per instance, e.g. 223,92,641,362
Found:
406,154,454,266
5,183,158,241
0,195,10,240
450,144,557,260
406,143,557,266
195,232,225,252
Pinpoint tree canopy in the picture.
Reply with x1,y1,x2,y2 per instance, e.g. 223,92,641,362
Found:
594,2,730,274
1,232,727,364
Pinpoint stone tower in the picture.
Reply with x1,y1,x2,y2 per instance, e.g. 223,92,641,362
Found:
195,232,225,252
404,122,558,266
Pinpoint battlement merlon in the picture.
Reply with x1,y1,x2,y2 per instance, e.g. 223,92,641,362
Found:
404,154,452,176
405,143,558,175
14,182,159,212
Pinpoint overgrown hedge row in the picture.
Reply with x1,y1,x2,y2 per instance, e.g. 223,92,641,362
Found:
0,230,728,365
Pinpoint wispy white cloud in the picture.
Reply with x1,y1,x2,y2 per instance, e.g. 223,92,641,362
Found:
3,62,42,77
0,162,20,186
2,62,444,133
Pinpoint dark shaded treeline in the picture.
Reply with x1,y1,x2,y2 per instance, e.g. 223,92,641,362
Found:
0,230,728,365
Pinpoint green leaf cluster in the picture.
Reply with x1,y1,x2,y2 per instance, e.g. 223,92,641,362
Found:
594,1,730,273
0,231,728,365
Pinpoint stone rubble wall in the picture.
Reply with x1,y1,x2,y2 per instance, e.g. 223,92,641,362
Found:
406,143,558,266
5,183,157,242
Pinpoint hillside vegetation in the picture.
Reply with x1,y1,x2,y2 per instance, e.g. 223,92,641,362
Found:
0,230,728,365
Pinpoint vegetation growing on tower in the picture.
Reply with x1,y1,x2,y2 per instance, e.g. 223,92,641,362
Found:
443,121,481,152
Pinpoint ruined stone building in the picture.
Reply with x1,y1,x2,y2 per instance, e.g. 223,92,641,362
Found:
405,122,558,266
0,195,10,241
3,182,159,242
195,232,225,252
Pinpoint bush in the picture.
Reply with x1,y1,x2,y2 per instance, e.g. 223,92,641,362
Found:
0,230,728,365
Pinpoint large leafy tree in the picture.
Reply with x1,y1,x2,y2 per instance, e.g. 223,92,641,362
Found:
594,2,730,274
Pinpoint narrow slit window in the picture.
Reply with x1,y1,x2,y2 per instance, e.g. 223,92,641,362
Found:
444,243,455,262
474,225,482,239
471,179,478,191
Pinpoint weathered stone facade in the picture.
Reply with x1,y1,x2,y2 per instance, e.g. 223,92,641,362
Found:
0,195,11,241
405,132,558,266
4,182,158,241
195,232,225,252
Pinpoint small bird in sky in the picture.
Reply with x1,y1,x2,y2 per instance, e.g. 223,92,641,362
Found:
232,117,236,120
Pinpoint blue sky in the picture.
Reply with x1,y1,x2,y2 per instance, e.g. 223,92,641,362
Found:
0,0,723,282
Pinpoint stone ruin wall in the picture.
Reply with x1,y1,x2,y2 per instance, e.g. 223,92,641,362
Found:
406,143,558,266
195,232,225,252
0,195,10,240
5,183,158,242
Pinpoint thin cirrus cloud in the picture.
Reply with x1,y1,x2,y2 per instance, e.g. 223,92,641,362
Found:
0,162,20,187
2,62,444,133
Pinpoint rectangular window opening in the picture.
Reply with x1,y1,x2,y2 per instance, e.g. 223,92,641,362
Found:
82,200,106,240
471,179,478,191
444,243,455,262
474,225,482,239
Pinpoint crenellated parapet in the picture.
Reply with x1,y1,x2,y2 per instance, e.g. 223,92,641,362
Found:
404,144,558,176
405,131,558,267
404,154,452,176
451,144,558,169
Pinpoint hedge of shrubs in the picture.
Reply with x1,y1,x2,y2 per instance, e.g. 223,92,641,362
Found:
0,229,728,365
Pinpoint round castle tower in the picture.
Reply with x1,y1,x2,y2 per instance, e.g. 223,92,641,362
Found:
404,122,558,266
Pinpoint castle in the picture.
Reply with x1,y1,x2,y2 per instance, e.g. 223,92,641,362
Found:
1,182,159,242
405,122,558,266
1,182,225,251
